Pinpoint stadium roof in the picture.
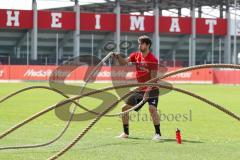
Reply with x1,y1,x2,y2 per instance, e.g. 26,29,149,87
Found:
77,0,239,13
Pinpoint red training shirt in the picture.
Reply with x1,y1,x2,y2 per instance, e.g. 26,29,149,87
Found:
128,51,158,91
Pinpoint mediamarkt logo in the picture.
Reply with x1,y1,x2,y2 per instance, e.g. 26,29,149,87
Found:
171,72,192,78
94,71,134,78
24,69,52,77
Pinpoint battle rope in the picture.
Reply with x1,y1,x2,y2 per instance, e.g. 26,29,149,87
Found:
0,83,239,151
0,64,239,159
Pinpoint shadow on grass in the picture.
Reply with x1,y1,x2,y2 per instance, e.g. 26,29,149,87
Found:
78,137,203,150
163,138,203,144
128,137,151,140
128,137,203,144
80,141,141,150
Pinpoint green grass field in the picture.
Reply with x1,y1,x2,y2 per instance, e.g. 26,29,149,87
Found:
0,82,239,160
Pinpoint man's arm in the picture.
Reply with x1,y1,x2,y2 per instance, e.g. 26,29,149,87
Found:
113,53,129,65
150,70,157,79
150,69,158,82
146,69,158,92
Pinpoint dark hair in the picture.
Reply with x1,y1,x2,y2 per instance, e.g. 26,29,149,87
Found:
138,35,152,49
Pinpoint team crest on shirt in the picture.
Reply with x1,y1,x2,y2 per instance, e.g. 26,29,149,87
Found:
135,54,149,72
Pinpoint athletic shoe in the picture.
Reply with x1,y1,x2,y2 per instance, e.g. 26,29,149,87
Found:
152,134,163,141
116,133,129,139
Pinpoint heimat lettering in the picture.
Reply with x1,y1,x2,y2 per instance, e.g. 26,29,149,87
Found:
0,9,226,35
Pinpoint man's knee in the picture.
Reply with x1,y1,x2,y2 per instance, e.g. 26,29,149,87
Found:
149,106,157,114
122,105,132,112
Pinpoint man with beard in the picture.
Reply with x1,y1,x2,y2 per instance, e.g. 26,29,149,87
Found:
113,35,162,140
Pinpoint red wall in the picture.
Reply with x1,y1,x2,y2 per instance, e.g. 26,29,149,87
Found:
213,69,240,84
0,65,221,84
1,65,240,84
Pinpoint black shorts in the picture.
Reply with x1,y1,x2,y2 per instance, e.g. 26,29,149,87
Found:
126,89,159,112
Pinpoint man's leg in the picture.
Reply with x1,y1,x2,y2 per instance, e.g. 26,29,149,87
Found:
117,104,132,138
149,106,161,135
117,91,144,138
122,104,132,135
122,104,132,126
147,89,161,140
